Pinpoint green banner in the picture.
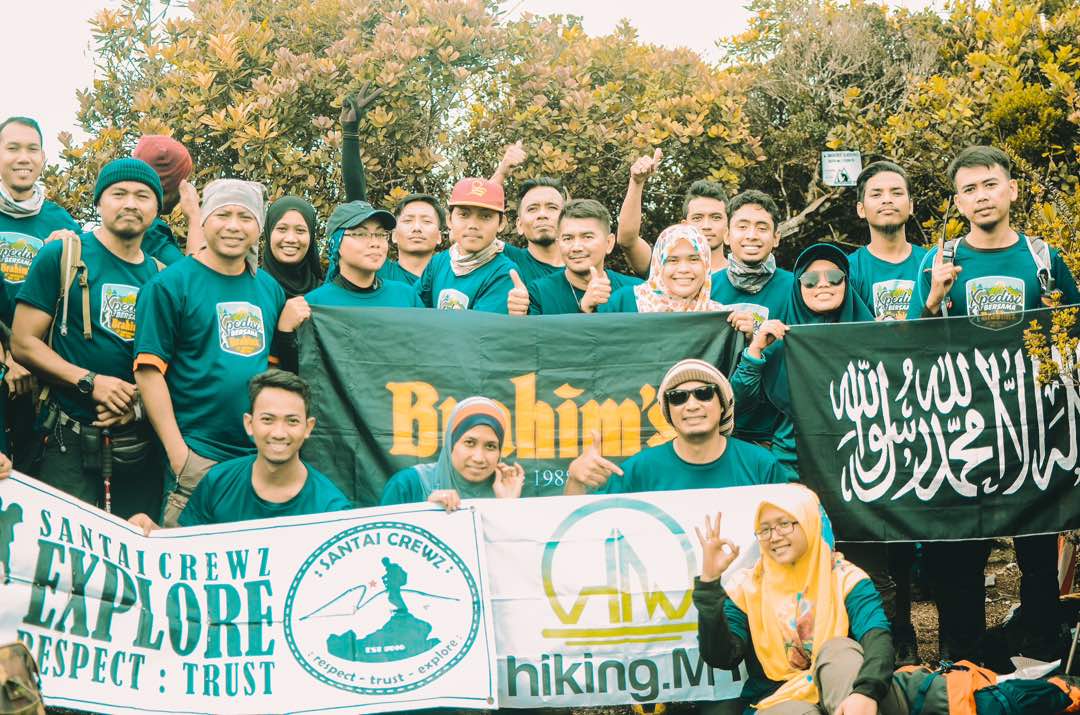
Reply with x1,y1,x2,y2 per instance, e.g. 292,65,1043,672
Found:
298,308,742,505
786,308,1080,541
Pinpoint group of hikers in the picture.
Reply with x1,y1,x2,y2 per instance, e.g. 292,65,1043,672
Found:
0,98,1077,715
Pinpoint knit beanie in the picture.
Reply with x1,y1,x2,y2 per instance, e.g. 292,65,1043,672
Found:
658,358,735,434
133,134,192,195
200,179,266,233
93,158,164,209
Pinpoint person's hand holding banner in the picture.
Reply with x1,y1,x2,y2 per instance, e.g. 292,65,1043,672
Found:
747,319,788,359
428,488,462,512
727,310,757,340
278,295,312,332
567,430,624,490
493,462,526,498
579,266,612,313
507,269,530,316
695,512,740,583
0,453,10,480
128,512,160,536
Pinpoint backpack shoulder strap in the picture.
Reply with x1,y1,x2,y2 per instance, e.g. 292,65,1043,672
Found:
53,233,90,344
941,237,960,264
1024,235,1053,293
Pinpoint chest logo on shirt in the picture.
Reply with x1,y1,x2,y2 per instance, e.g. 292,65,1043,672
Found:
725,302,768,333
99,283,139,341
965,276,1025,330
216,301,266,356
871,279,915,320
437,288,470,311
0,232,43,284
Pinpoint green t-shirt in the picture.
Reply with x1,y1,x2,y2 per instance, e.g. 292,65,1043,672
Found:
597,438,792,494
178,455,352,526
134,257,286,462
906,234,1080,324
141,218,185,266
503,243,561,285
528,268,643,315
16,232,161,423
305,276,423,308
709,268,793,443
848,244,927,320
415,250,516,313
597,285,640,313
376,259,422,286
0,201,79,286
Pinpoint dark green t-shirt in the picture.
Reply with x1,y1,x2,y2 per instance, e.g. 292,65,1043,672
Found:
906,234,1080,324
597,285,640,313
0,201,79,286
141,218,185,266
848,244,927,320
709,268,794,443
415,250,516,313
16,232,161,423
178,455,352,526
528,268,643,315
134,257,285,462
503,243,561,285
376,259,422,286
305,277,423,308
597,438,792,494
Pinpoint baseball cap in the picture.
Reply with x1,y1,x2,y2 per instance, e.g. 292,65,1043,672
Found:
448,178,505,212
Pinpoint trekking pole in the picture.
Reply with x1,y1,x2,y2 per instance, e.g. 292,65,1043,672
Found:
102,428,112,514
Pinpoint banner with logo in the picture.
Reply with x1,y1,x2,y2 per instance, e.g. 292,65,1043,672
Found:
786,308,1080,541
480,488,768,708
0,474,498,714
298,307,742,505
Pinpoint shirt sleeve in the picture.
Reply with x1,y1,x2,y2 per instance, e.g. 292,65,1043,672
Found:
154,239,185,266
133,274,180,366
415,263,434,308
905,247,937,320
177,476,213,527
1051,248,1080,307
380,468,424,505
845,578,891,639
528,281,544,315
14,240,62,314
692,578,751,670
731,348,767,413
341,131,367,202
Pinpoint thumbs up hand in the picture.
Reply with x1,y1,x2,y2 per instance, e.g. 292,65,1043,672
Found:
507,269,530,316
567,430,624,490
629,148,663,186
580,265,612,313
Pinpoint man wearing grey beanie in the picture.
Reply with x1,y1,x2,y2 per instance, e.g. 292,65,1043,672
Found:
133,177,300,527
565,358,792,497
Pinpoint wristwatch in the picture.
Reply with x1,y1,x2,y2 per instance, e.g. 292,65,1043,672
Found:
76,371,97,396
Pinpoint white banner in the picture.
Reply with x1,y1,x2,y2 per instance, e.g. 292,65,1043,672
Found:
0,474,788,712
0,473,497,714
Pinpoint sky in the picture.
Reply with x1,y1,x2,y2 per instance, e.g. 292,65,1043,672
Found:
3,0,941,162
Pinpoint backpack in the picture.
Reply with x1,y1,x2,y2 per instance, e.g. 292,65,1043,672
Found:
939,235,1056,317
894,660,998,715
0,641,44,715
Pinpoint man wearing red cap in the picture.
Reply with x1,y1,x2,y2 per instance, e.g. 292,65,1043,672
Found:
415,177,527,314
132,134,202,264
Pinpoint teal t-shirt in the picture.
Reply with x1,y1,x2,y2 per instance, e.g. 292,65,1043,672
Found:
306,277,423,308
722,578,888,707
906,234,1080,323
528,268,643,315
377,258,422,286
848,244,928,320
710,268,794,442
16,232,162,423
134,257,286,462
597,438,792,494
0,201,79,287
503,243,561,285
380,466,431,506
415,250,516,313
178,455,352,526
141,218,185,266
597,285,640,313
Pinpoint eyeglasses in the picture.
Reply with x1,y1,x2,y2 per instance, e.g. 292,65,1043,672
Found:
665,383,719,407
754,520,798,541
798,269,846,288
343,229,390,242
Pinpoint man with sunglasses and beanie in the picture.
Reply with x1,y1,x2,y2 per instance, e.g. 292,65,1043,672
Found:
565,358,791,496
12,157,167,518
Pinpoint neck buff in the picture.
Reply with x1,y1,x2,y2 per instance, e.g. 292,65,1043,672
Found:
726,253,777,294
0,180,45,218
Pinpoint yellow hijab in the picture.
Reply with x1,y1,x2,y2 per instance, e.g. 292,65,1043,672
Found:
725,485,869,710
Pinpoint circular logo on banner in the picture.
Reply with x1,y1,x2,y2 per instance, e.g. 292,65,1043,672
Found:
284,521,481,695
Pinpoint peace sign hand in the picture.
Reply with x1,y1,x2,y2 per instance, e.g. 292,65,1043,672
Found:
695,512,740,583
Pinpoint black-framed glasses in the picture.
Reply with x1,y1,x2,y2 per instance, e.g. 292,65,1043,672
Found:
798,269,846,288
665,383,719,407
754,520,798,541
343,229,390,242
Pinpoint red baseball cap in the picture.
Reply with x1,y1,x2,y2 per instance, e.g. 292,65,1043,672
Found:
448,177,505,212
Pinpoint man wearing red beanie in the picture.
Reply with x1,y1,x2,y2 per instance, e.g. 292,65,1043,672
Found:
133,134,203,263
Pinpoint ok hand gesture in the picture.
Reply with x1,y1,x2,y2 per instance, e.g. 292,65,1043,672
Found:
695,512,740,583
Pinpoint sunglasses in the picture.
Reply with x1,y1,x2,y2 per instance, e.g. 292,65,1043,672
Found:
798,269,846,288
665,383,720,407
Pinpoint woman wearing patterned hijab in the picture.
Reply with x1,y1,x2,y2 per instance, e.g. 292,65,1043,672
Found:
380,397,525,509
601,225,726,313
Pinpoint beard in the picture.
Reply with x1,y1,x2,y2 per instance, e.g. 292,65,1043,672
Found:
527,230,556,247
870,218,907,234
106,216,147,241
